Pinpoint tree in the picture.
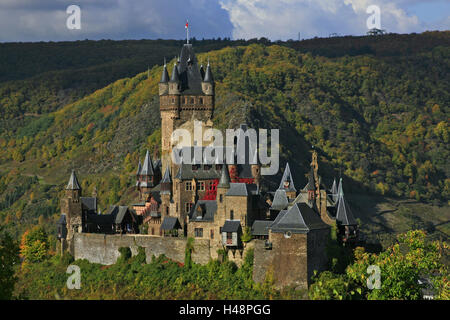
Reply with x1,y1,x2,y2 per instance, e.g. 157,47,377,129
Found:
0,226,20,299
19,226,50,264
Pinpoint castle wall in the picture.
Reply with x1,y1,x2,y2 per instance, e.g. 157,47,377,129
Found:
73,233,211,265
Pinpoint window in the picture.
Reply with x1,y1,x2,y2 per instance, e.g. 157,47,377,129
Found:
210,229,214,239
194,228,203,237
215,164,222,171
203,164,211,171
171,98,175,104
185,181,192,191
165,207,169,215
219,194,223,203
227,232,233,244
199,97,204,104
151,227,154,235
192,164,199,171
185,202,193,213
190,98,194,104
230,210,234,220
198,181,205,191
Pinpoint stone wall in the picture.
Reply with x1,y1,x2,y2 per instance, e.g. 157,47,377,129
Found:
73,233,211,265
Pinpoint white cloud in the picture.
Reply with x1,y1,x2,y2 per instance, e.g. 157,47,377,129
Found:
219,0,446,40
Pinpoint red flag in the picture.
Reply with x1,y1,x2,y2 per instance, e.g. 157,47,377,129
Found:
185,21,188,29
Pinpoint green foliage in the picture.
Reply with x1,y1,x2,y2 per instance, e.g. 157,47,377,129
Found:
0,226,20,299
185,237,194,269
310,230,449,300
241,226,252,243
19,226,50,263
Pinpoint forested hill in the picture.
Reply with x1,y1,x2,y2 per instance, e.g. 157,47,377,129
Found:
0,32,448,243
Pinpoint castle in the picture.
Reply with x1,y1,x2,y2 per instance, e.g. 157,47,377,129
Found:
57,40,359,289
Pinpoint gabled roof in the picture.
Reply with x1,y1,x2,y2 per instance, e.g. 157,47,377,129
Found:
251,220,272,236
270,189,289,210
222,220,242,233
190,200,217,222
336,193,357,226
270,203,329,234
278,163,296,192
161,216,182,230
140,150,154,176
66,170,81,190
81,197,97,214
226,183,250,196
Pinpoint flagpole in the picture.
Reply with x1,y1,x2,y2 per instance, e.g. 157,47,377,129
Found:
186,20,189,44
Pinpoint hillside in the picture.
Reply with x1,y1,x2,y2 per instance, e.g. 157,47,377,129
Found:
0,33,448,245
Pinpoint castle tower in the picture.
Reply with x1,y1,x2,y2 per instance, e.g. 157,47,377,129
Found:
216,164,231,228
159,44,215,175
138,150,155,200
61,170,83,253
160,165,172,216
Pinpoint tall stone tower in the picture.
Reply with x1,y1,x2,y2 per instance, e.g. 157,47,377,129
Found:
159,44,215,175
61,170,83,253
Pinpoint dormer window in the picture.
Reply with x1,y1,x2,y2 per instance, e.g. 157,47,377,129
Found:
284,181,290,188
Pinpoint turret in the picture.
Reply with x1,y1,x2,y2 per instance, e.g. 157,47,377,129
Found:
169,62,181,95
201,60,214,95
66,170,81,200
278,163,296,199
159,60,169,96
160,166,172,195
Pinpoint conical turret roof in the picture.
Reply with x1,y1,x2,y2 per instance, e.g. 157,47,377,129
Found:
161,166,172,183
336,192,357,226
203,61,214,83
218,165,230,188
160,63,169,83
136,160,142,176
331,178,338,202
278,163,296,192
170,62,179,82
66,170,81,190
140,150,154,176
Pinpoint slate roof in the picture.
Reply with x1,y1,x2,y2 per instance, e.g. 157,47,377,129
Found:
176,44,204,94
160,63,169,83
336,193,357,226
269,203,329,234
218,164,230,188
303,167,316,191
141,150,154,176
170,62,179,82
190,200,217,222
337,177,344,197
270,189,289,210
203,62,214,83
81,197,97,214
136,160,142,176
226,183,258,196
330,178,338,202
222,220,242,233
66,170,81,190
161,216,182,230
278,163,296,192
251,220,272,236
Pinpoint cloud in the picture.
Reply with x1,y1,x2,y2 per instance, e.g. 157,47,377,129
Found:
0,0,233,42
219,0,448,40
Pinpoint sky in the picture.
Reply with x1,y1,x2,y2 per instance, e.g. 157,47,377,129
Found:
0,0,448,42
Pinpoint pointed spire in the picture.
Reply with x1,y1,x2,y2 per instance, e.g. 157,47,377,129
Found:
203,58,214,82
170,62,179,82
218,165,230,188
336,192,357,226
199,64,205,79
278,163,296,192
136,160,142,176
161,166,172,183
66,170,81,190
140,150,154,176
331,178,338,202
337,177,344,198
160,59,169,83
